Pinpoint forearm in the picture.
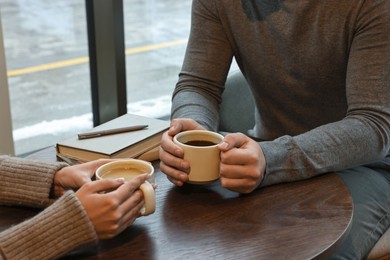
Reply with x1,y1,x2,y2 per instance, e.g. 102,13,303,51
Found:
0,156,68,208
0,191,97,260
260,115,390,186
260,1,390,186
171,91,220,131
171,0,233,128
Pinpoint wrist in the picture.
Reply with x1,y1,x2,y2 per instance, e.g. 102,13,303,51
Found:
51,163,69,198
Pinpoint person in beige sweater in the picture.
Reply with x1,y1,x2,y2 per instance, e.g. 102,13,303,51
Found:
0,155,149,259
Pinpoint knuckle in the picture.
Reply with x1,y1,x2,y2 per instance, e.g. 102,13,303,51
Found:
220,177,228,187
111,212,122,222
107,223,120,235
82,182,94,190
219,164,226,176
105,198,120,210
247,153,259,164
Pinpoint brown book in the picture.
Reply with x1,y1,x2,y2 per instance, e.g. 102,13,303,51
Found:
56,113,169,163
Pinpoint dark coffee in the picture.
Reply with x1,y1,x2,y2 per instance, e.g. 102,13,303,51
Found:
184,140,216,146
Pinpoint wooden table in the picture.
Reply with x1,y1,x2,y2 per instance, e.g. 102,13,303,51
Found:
0,147,353,259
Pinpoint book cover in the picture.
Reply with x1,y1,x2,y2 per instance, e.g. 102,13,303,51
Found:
56,113,170,162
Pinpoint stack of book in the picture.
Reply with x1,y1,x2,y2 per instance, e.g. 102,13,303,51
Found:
56,113,170,163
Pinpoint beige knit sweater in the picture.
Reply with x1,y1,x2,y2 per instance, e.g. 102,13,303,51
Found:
0,156,98,260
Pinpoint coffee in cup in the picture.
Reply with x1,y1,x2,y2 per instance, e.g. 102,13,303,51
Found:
95,159,156,216
173,130,224,184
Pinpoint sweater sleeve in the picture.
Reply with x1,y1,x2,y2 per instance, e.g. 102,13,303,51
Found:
0,191,97,260
0,156,68,208
171,0,232,131
258,0,390,186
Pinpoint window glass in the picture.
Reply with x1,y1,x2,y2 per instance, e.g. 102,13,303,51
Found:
123,0,192,118
1,0,91,155
1,0,192,156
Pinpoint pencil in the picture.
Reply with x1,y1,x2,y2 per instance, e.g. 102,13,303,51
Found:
78,125,148,139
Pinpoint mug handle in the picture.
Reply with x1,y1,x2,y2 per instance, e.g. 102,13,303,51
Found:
139,181,156,216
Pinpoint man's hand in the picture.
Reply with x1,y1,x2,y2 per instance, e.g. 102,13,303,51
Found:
159,118,206,186
218,133,266,193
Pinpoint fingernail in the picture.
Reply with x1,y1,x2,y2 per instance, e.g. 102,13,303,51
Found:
174,148,183,157
219,141,229,149
181,161,190,169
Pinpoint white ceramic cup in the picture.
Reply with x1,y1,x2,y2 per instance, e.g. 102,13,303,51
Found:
95,159,156,216
173,130,224,184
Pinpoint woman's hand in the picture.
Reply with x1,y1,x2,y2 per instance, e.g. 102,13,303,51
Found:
218,133,266,194
76,174,149,239
53,159,115,198
159,118,206,186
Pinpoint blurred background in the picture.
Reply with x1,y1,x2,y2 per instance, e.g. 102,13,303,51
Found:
0,0,192,155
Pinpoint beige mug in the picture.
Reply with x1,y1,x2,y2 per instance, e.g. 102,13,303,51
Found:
95,159,156,216
173,130,224,184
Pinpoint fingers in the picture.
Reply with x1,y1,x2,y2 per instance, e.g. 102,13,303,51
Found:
113,190,145,236
106,176,152,236
159,145,189,171
160,130,184,159
113,174,150,204
88,176,150,239
221,146,260,165
159,118,206,186
159,154,189,186
220,176,258,194
219,160,263,194
121,190,145,222
82,178,125,194
217,133,266,193
219,133,256,165
218,133,248,152
160,160,188,186
169,118,206,135
76,159,114,173
159,124,191,186
220,163,259,181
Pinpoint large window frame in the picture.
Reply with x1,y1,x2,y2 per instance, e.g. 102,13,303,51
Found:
86,0,127,126
0,17,14,155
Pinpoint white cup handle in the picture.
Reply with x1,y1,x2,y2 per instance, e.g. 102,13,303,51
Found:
139,181,156,216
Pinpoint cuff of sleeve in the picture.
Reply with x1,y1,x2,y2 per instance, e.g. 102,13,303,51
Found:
259,137,298,187
0,156,68,208
0,191,97,260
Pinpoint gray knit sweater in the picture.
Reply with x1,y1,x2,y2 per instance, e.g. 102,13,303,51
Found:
0,156,97,259
172,0,390,186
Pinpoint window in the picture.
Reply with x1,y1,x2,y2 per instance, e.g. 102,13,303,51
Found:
1,0,91,155
0,0,191,155
123,0,191,118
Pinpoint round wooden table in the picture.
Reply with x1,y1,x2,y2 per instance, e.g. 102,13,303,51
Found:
0,147,353,259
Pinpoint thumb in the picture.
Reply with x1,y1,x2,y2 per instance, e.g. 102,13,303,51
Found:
218,133,248,152
88,178,125,193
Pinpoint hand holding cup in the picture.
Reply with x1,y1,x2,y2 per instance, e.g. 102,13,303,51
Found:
95,159,156,216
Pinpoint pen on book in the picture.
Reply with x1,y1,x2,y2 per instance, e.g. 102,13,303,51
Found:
78,125,148,140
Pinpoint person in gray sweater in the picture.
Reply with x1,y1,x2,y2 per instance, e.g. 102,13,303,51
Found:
159,0,390,259
0,156,148,259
